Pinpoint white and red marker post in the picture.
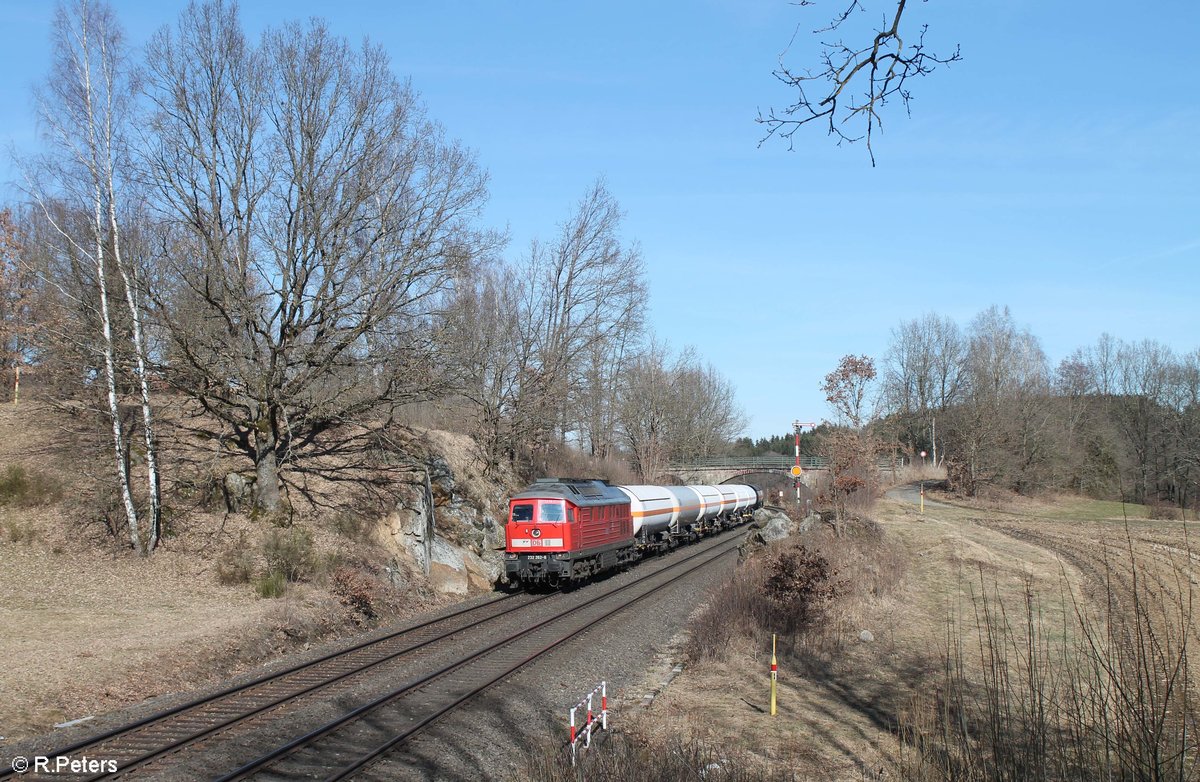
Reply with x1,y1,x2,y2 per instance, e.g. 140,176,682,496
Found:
568,681,607,766
770,633,778,716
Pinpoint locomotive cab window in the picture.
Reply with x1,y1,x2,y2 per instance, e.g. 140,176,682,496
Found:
539,501,566,522
511,503,534,522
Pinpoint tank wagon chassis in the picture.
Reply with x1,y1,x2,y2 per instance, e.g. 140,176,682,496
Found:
504,478,764,588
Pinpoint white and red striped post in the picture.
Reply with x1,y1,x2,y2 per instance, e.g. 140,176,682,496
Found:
792,420,815,503
569,705,577,765
585,692,594,747
793,420,802,502
568,681,609,766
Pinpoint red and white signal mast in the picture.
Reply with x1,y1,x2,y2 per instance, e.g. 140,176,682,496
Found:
791,419,816,503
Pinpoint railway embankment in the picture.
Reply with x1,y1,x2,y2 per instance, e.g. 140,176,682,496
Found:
0,400,517,743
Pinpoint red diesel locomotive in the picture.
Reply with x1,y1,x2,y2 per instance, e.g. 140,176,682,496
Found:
504,477,763,588
503,478,638,588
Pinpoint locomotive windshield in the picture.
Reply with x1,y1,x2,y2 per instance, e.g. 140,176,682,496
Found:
539,501,565,522
511,503,534,522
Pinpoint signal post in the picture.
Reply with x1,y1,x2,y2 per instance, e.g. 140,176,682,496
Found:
791,420,815,504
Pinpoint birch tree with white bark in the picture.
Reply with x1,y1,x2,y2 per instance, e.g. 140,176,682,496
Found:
26,0,161,554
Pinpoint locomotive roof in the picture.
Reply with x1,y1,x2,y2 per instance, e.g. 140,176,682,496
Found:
511,478,630,507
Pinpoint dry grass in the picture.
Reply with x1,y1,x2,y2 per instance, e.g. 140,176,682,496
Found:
897,524,1200,781
543,486,1200,781
521,721,795,782
0,399,476,741
0,540,277,737
602,518,914,781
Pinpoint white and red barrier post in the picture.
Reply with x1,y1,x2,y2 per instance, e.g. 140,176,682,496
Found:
568,681,607,766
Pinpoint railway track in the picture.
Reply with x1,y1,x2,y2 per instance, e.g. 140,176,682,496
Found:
1,592,549,782
6,524,750,781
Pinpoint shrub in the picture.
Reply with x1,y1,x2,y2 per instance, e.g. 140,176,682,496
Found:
261,527,314,582
331,566,379,620
761,546,840,632
255,570,287,598
0,464,61,507
215,547,255,585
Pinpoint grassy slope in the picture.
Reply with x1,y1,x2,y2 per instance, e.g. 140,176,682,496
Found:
0,401,486,742
618,487,1185,780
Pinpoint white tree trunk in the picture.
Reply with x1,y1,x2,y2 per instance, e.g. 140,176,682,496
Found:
107,198,160,550
93,190,142,553
78,7,141,554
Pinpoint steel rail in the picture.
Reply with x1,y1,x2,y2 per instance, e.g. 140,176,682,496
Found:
0,591,542,782
218,531,745,781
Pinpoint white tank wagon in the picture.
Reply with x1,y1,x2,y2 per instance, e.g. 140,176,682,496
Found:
615,483,765,553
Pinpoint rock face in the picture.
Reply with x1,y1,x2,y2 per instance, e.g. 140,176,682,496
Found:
380,444,510,596
742,507,819,550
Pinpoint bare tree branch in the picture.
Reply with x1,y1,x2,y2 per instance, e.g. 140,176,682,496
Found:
758,0,960,164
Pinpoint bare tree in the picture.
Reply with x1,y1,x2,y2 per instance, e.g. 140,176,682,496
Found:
617,342,744,481
819,354,880,532
944,305,1051,494
617,345,673,482
882,312,964,463
1111,339,1174,504
0,209,53,402
759,0,960,164
671,350,745,460
141,2,490,511
27,0,160,553
515,180,644,472
439,262,526,473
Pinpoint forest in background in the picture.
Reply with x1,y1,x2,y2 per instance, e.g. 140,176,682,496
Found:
803,307,1199,516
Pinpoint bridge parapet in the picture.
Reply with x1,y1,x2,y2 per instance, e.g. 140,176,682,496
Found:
664,454,908,486
669,455,830,471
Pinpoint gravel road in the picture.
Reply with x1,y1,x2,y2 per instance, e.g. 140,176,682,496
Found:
885,481,951,509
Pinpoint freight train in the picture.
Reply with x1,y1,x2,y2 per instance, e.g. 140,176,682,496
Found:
503,478,764,588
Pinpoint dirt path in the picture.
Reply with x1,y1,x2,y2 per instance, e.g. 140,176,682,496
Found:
884,481,953,510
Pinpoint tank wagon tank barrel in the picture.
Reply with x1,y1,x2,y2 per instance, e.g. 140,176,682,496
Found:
503,478,764,588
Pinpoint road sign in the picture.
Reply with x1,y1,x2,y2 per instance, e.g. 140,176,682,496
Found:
790,465,802,477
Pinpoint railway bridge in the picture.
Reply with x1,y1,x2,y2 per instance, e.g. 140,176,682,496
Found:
664,456,829,487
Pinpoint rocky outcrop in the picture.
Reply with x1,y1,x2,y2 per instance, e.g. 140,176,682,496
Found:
752,507,794,542
743,506,819,548
378,440,512,596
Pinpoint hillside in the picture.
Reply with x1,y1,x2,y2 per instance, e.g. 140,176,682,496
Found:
0,400,514,740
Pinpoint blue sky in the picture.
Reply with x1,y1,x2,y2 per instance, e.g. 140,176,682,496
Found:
2,1,1197,438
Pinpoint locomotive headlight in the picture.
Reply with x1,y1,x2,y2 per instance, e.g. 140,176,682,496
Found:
505,552,517,560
